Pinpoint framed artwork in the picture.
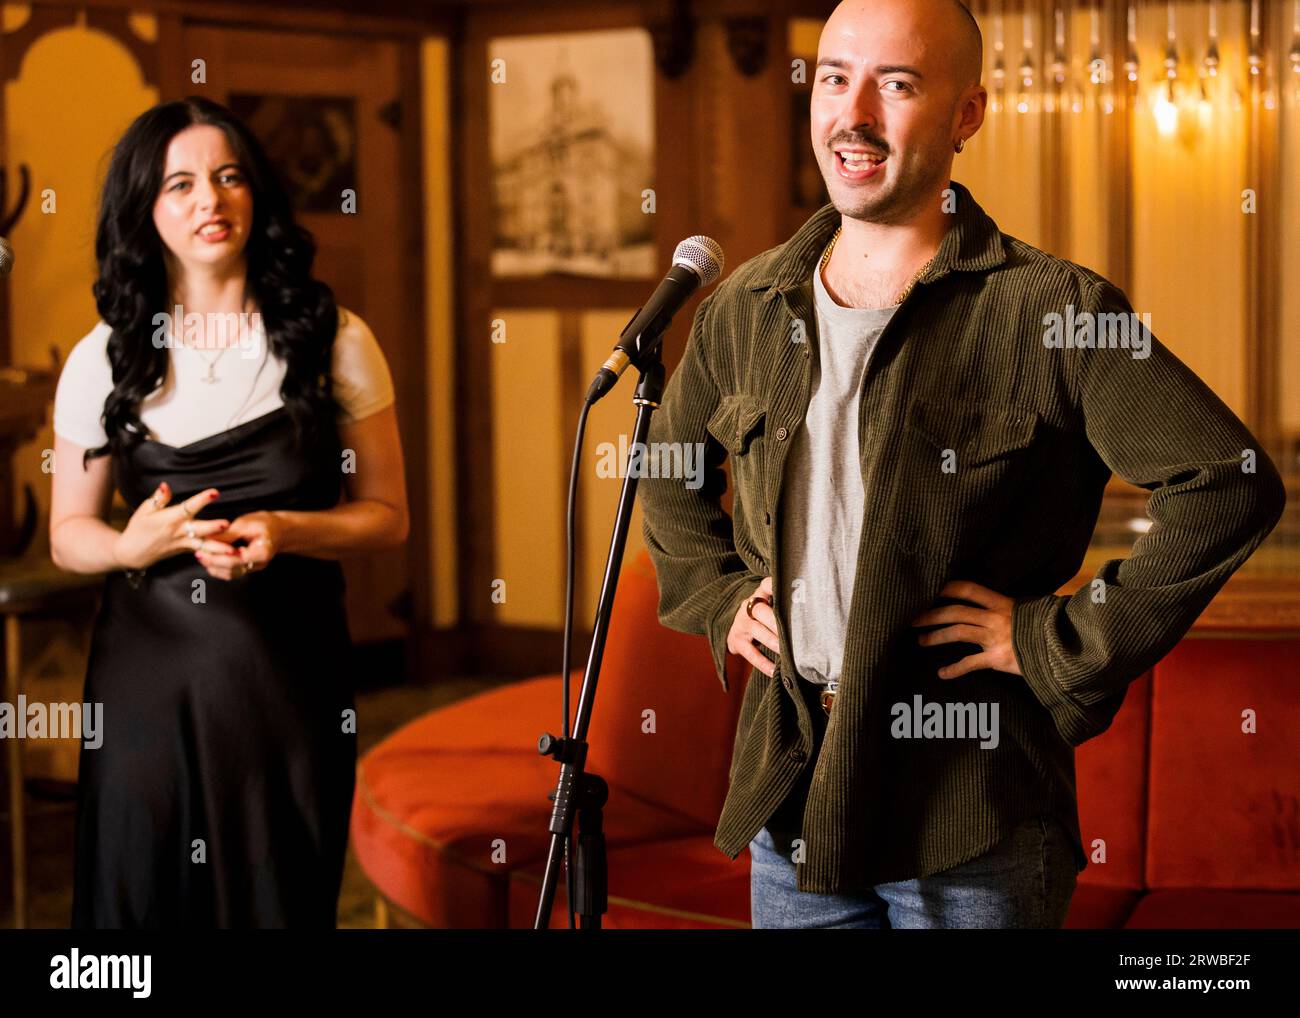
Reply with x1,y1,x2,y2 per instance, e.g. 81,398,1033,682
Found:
487,29,656,279
228,93,357,214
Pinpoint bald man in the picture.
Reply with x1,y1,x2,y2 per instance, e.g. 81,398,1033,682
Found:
639,0,1284,929
811,0,983,304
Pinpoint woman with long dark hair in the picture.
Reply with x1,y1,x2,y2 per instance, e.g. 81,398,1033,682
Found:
48,96,409,927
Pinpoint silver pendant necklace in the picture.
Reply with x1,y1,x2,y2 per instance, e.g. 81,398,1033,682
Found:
173,294,255,382
194,346,230,383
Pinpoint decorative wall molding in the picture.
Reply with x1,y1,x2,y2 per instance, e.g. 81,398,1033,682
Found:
724,15,768,77
1,6,155,86
649,0,693,79
0,5,75,84
84,7,157,86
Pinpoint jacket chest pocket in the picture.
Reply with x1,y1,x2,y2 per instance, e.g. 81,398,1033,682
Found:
886,398,1039,565
706,393,769,520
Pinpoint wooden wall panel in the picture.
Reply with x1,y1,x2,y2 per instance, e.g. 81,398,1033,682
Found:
1280,31,1300,436
422,36,459,630
489,308,564,628
578,308,645,619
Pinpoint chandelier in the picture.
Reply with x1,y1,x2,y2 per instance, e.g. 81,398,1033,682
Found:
972,0,1300,133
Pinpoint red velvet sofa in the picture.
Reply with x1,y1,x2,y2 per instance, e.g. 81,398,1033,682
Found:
351,552,1300,928
1067,638,1300,928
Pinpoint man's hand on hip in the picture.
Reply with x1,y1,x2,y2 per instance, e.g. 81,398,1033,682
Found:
910,579,1024,680
729,575,780,677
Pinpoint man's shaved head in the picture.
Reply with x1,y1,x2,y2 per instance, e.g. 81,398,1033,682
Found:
823,0,983,92
949,1,983,89
812,0,989,224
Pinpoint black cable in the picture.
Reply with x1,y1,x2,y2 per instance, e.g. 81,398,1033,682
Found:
559,399,591,930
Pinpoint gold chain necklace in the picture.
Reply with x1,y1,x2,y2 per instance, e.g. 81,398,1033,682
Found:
819,225,935,306
819,226,841,273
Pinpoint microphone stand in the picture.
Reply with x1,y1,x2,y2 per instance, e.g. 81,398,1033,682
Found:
534,349,666,930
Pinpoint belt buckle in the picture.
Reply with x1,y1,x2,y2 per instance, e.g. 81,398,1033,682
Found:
820,681,837,716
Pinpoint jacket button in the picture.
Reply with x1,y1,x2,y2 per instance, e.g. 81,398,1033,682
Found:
782,675,793,691
775,426,789,441
791,747,806,763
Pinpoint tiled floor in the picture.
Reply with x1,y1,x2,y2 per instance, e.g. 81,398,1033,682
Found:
0,674,516,929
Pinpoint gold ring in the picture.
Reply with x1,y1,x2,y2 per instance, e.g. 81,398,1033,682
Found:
746,594,771,620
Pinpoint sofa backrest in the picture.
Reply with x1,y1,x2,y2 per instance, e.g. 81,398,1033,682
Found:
1146,638,1300,891
1075,672,1151,890
584,550,748,830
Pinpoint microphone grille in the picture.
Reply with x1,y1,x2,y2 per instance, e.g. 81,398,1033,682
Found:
672,235,724,287
0,238,13,277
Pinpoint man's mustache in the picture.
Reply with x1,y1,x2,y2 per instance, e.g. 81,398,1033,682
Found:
828,133,890,156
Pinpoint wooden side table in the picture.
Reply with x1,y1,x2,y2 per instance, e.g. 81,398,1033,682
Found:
0,555,101,928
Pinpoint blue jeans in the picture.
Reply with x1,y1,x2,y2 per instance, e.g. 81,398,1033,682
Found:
749,816,1077,928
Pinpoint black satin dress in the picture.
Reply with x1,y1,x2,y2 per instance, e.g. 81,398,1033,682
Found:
71,405,357,928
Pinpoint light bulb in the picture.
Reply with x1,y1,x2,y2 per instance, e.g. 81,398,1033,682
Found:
1154,80,1179,136
1018,57,1034,113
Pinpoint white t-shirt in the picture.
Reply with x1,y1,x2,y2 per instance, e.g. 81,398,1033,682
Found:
781,267,898,687
53,306,396,450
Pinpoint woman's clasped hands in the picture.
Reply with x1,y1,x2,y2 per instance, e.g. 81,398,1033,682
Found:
112,481,281,580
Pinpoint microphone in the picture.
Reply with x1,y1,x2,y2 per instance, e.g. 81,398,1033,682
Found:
585,235,724,404
0,237,13,277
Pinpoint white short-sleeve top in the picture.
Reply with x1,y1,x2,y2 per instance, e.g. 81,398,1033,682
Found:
53,306,395,450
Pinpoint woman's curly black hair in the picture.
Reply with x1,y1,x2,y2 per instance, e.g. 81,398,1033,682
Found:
85,96,339,467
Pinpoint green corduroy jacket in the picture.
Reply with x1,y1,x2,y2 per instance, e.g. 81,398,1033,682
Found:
639,179,1286,894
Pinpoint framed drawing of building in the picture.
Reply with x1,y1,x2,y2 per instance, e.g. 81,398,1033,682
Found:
487,28,656,279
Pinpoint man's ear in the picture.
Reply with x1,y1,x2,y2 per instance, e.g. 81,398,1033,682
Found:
958,85,988,140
